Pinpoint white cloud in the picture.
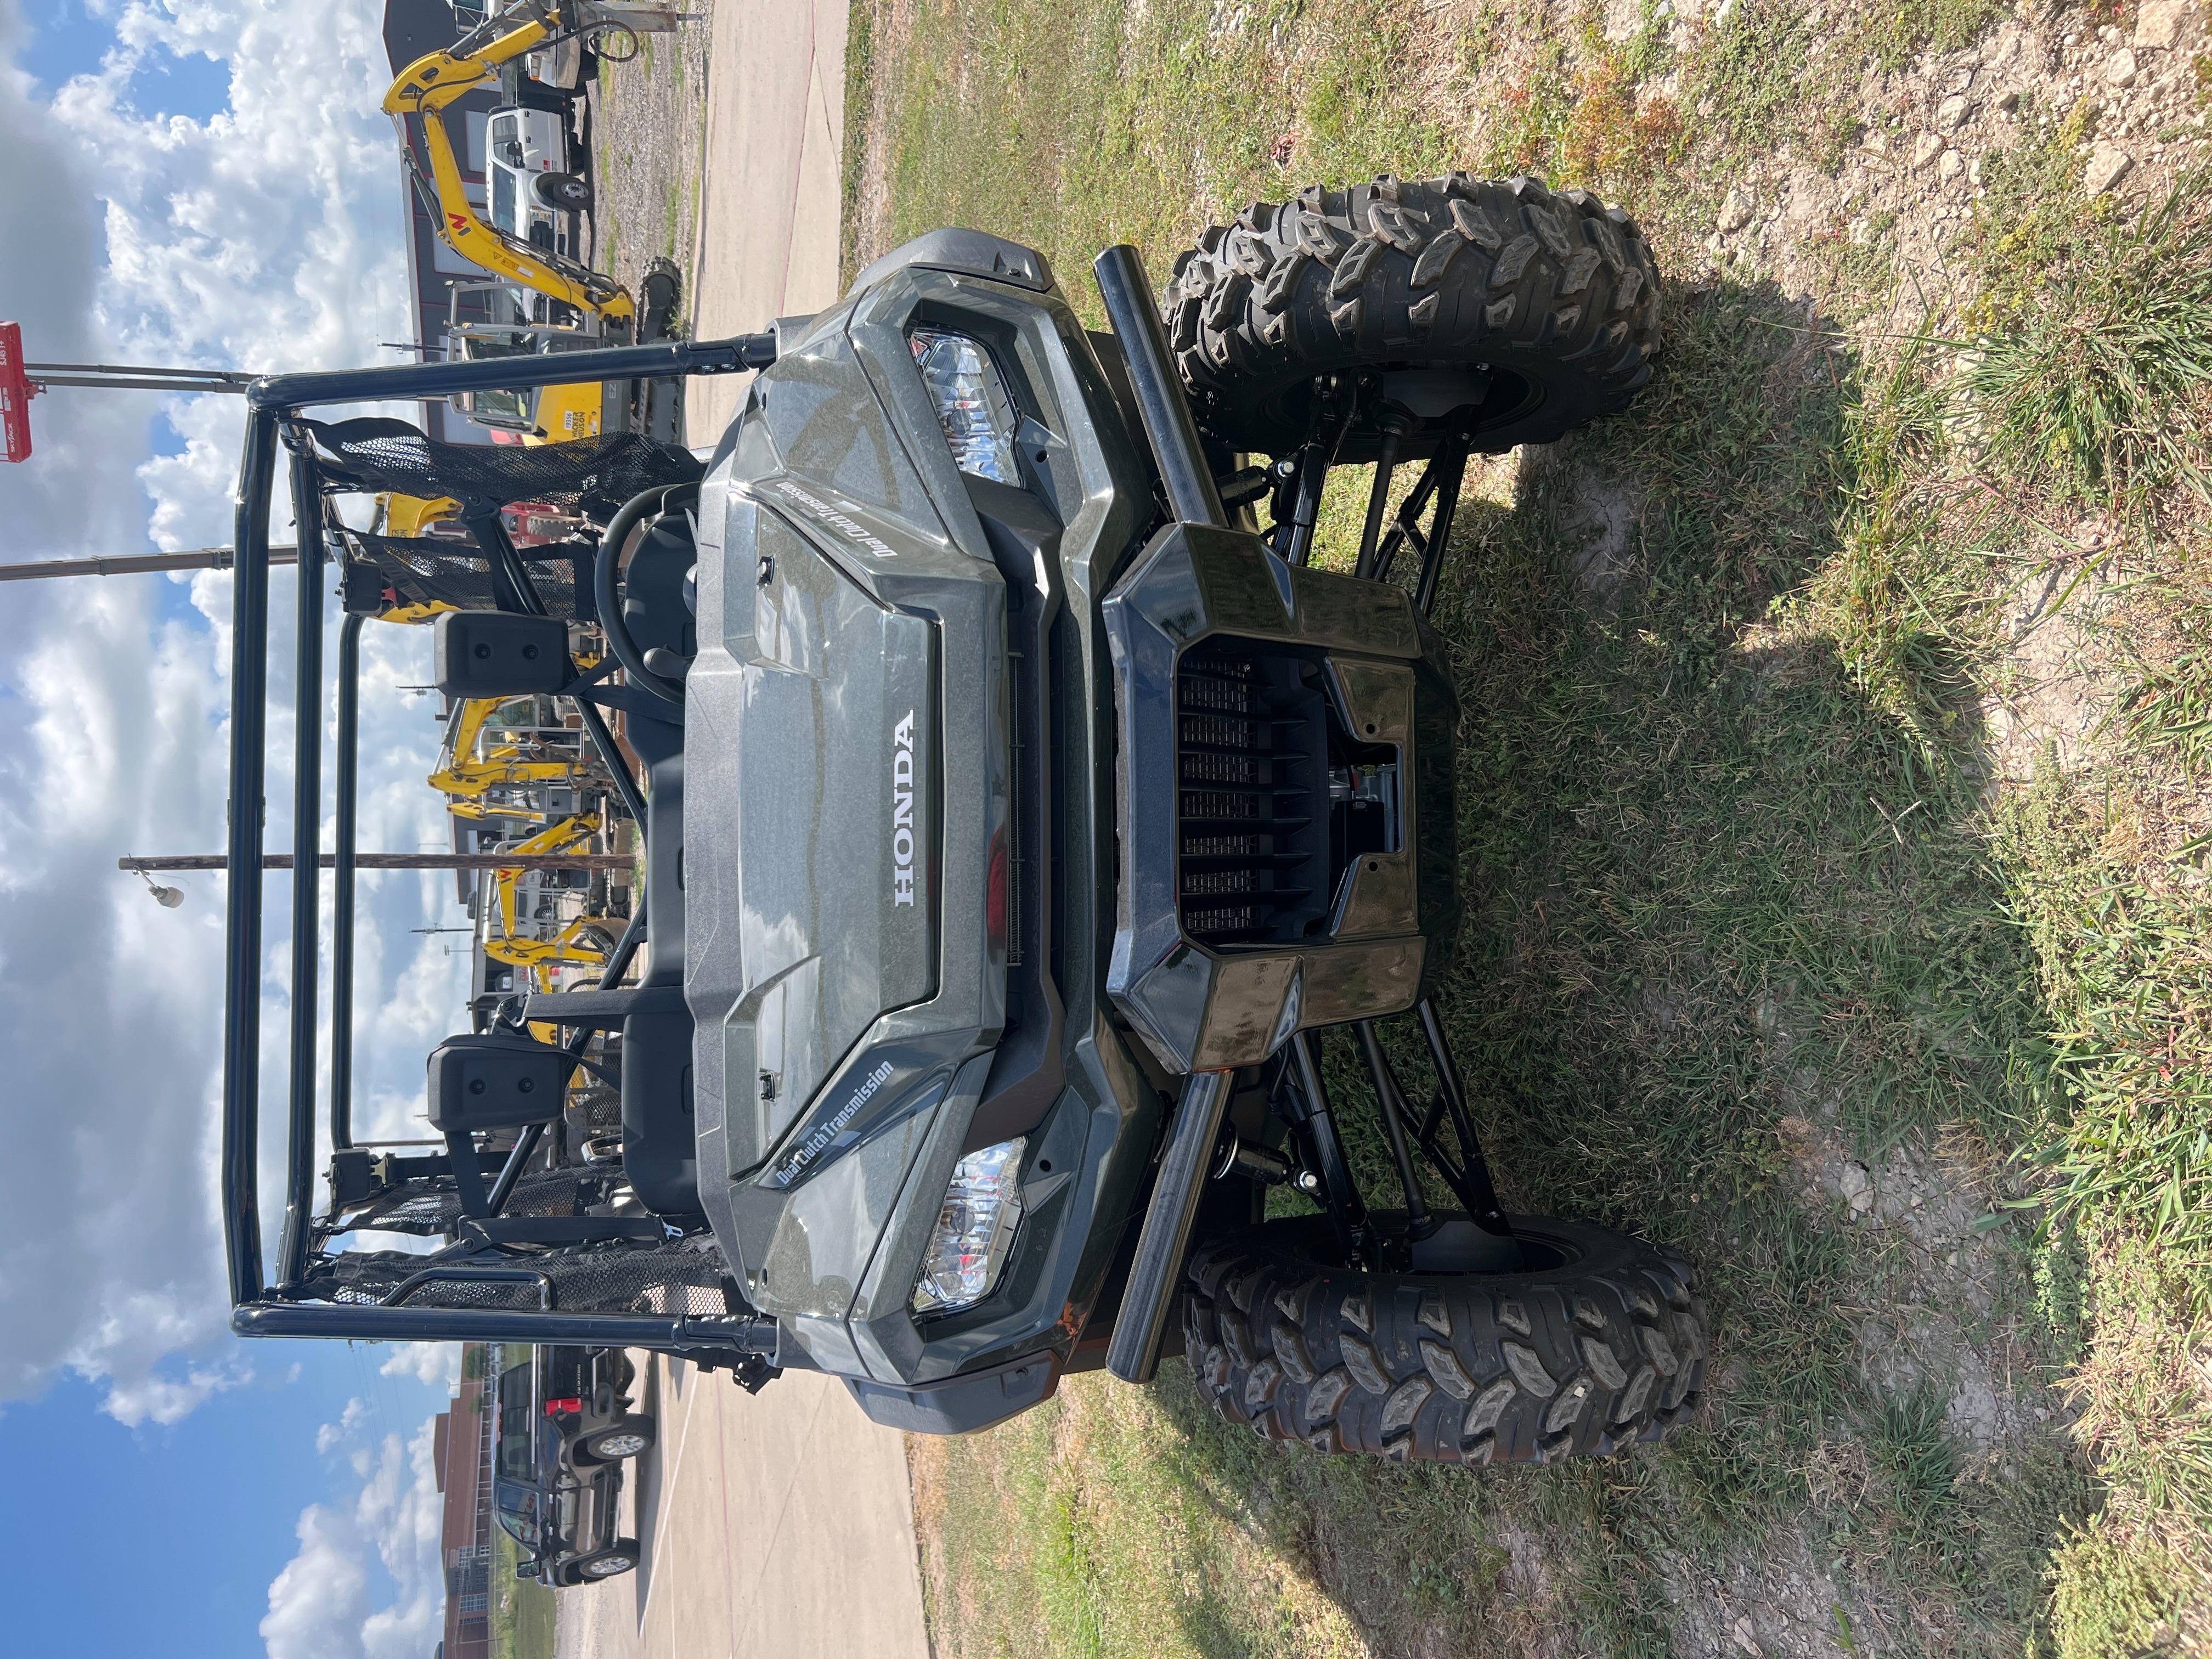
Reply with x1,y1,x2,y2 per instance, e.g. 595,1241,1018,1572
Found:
0,0,471,1424
262,1502,373,1659
316,1394,368,1453
265,1413,448,1659
377,1340,460,1390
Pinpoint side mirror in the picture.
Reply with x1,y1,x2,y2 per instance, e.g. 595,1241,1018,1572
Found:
427,1032,570,1132
434,611,570,696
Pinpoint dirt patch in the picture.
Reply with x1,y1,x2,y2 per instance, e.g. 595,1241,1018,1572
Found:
1664,1532,1855,1659
1681,5,2210,325
586,10,713,319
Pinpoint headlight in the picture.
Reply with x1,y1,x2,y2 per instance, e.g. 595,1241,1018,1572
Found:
911,1136,1026,1315
907,328,1020,484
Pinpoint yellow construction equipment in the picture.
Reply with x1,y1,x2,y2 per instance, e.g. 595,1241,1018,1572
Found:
431,693,594,820
383,2,635,328
482,816,613,995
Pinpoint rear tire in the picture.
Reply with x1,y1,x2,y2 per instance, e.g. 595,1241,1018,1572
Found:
579,1415,655,1462
1166,174,1662,462
535,171,594,213
1183,1213,1707,1464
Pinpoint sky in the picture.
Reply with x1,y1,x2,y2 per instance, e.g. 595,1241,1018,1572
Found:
0,2,484,1652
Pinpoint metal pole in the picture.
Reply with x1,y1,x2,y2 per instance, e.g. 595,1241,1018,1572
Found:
0,546,298,581
29,375,253,394
1104,1068,1233,1385
27,360,257,382
222,411,279,1307
330,613,363,1153
1091,245,1227,529
276,450,326,1291
245,332,776,411
121,853,637,872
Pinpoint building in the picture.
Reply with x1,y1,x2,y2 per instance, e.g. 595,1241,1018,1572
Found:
433,1343,496,1659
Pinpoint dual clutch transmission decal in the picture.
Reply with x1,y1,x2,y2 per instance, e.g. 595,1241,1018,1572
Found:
771,477,902,560
764,1045,950,1190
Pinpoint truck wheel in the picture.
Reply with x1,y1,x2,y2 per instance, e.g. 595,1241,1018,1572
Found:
579,1415,655,1461
577,1540,639,1578
534,172,594,213
1165,174,1662,462
1183,1213,1707,1464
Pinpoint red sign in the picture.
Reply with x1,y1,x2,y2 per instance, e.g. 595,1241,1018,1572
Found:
0,321,33,462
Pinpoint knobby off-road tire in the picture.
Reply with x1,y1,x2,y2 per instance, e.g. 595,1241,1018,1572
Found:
1166,173,1663,463
1184,1215,1708,1465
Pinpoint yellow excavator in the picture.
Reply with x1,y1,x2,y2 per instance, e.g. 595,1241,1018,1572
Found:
430,692,597,821
385,0,685,441
481,815,614,998
386,1,630,327
384,2,681,331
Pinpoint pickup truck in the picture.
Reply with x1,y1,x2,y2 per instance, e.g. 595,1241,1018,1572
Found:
490,1344,656,1586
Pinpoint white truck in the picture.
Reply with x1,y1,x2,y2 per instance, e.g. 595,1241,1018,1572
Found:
484,103,588,260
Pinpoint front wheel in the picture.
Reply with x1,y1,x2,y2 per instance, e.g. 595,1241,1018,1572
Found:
575,1539,640,1579
1184,1213,1707,1464
1167,173,1662,463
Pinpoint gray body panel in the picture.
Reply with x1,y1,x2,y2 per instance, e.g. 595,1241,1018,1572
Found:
684,265,1170,1390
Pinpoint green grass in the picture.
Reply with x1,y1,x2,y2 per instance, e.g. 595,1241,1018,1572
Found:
855,1,2212,1650
489,1523,558,1659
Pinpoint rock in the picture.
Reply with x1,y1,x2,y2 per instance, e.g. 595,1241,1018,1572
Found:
1864,128,1890,155
1717,188,1753,232
1938,93,1972,129
2105,46,2139,85
2085,142,2133,195
1732,1615,1763,1655
1939,148,1963,180
2136,0,2190,49
1841,1160,1875,1215
1997,88,2021,113
1911,130,1944,167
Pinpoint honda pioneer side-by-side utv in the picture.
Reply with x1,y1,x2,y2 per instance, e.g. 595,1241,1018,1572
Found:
220,173,1707,1470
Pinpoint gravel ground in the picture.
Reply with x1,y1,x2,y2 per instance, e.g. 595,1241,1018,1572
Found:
585,8,713,329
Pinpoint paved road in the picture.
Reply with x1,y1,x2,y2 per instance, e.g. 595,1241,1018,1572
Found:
685,0,850,444
553,1357,929,1659
561,6,930,1652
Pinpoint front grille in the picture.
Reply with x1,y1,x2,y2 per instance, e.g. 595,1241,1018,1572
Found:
1174,642,1330,944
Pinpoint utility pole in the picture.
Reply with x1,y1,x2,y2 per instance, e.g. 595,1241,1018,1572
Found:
120,854,635,873
0,546,301,580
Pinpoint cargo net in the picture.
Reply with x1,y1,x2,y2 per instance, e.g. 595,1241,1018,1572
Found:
301,416,701,519
339,527,586,619
300,1234,737,1317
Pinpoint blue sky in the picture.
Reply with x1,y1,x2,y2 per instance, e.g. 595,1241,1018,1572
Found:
1,3,477,1652
1,1346,454,1655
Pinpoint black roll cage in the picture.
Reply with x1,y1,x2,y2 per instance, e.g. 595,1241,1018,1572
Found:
222,334,782,1362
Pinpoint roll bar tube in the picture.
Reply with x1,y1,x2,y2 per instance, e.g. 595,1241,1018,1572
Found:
222,411,280,1307
233,1301,786,1361
274,445,328,1291
222,334,776,1317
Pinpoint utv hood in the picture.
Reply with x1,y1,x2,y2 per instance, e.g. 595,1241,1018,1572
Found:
683,311,1014,1235
686,492,943,1162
